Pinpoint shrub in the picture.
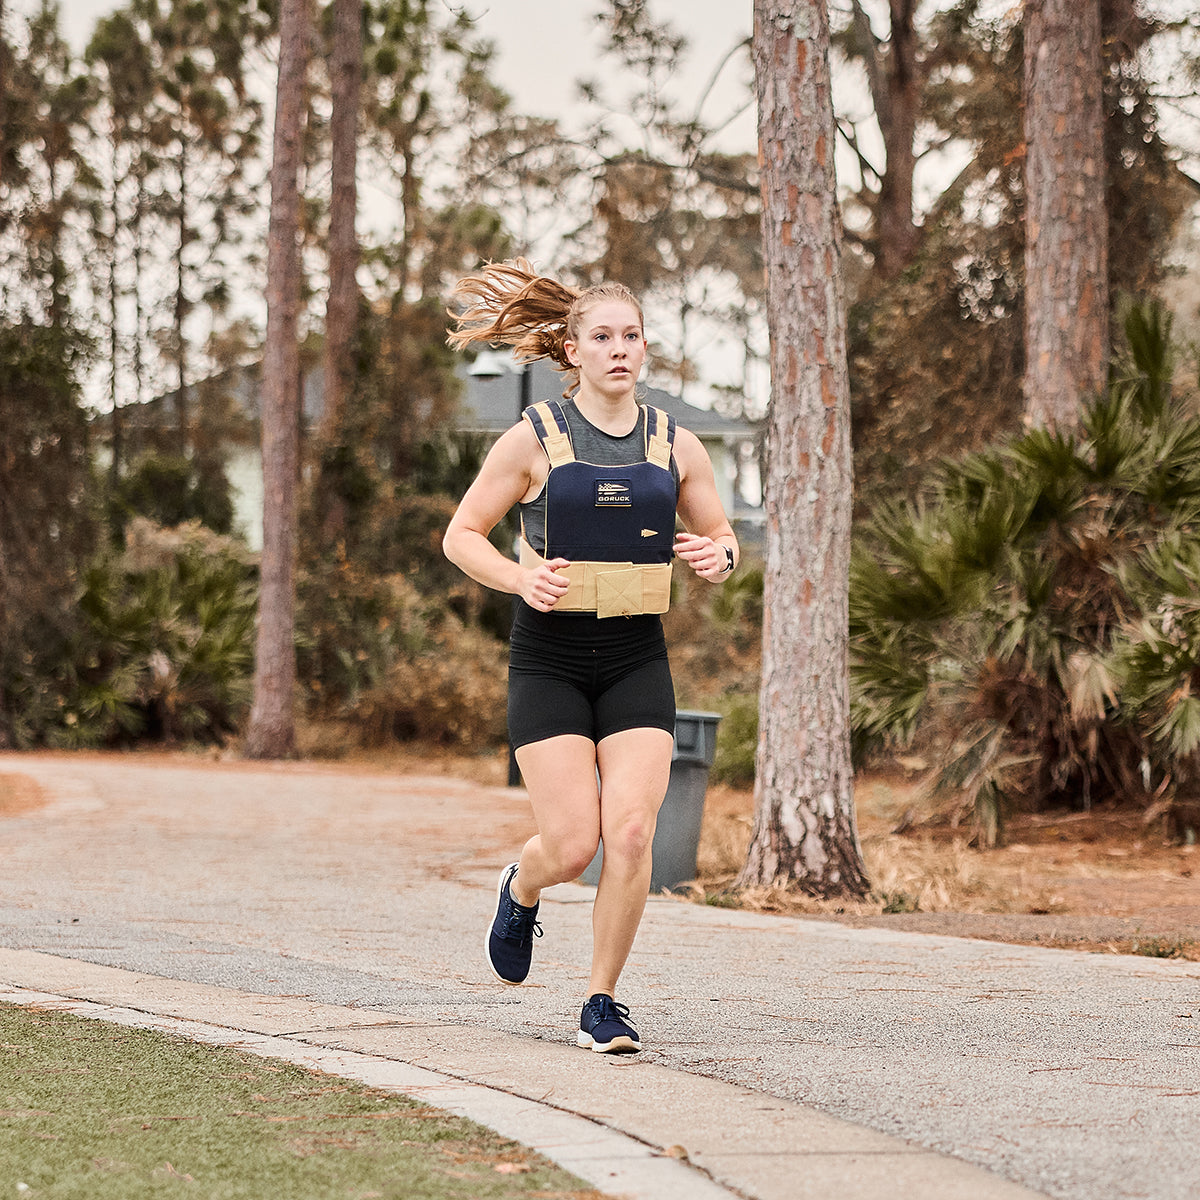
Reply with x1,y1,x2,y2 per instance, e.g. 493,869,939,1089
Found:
14,519,258,748
295,557,419,713
295,555,507,748
666,555,763,699
665,556,764,788
0,321,97,748
106,452,235,540
850,301,1200,842
354,617,508,747
708,692,759,788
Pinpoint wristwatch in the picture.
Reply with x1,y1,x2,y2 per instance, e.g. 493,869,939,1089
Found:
717,544,735,575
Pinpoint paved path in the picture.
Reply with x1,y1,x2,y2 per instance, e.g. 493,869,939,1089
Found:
1,752,1197,1200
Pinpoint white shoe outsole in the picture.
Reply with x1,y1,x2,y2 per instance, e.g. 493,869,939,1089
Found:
576,1029,641,1053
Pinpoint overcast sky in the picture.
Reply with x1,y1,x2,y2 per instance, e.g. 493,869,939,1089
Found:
27,0,1198,404
45,0,756,140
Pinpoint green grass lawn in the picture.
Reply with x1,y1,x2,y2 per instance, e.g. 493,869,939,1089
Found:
0,1003,601,1200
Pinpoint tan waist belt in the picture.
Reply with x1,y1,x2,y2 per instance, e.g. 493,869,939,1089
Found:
519,541,672,618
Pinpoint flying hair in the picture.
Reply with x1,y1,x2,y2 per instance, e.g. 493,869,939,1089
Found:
447,258,644,398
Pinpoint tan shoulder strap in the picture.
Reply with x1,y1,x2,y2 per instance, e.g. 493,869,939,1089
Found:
644,405,676,471
524,400,575,468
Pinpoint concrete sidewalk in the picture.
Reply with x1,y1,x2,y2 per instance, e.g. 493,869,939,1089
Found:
1,752,1198,1200
1,952,1040,1200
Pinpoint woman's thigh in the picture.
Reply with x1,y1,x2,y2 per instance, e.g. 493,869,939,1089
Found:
595,726,674,850
515,733,602,853
593,657,675,744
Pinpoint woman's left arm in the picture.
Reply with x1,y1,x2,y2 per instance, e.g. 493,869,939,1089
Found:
672,427,740,582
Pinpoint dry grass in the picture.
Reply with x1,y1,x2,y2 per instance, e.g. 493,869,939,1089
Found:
0,772,47,816
293,723,511,785
688,771,1199,931
689,830,1037,920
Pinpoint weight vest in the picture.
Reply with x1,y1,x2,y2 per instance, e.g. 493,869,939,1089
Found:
519,400,677,618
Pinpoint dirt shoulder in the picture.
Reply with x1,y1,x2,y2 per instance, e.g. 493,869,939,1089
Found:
694,775,1200,961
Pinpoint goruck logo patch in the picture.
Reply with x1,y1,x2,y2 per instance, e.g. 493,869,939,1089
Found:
595,479,632,507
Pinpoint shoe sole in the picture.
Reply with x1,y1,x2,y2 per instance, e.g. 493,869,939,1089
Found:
576,1030,641,1054
485,863,526,986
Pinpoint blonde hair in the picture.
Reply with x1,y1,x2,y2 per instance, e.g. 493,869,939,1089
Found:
447,258,644,398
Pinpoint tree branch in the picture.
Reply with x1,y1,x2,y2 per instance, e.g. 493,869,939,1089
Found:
850,0,891,137
688,34,753,143
836,117,882,186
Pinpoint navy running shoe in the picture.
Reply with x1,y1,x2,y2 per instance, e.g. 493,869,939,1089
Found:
486,862,541,985
577,993,641,1053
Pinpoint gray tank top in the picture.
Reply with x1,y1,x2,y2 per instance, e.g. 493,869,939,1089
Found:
520,400,681,554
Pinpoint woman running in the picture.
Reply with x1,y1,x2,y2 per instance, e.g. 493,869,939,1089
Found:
443,259,738,1053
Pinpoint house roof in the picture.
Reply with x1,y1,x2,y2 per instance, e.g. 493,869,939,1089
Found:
455,355,758,441
103,365,325,433
101,356,759,445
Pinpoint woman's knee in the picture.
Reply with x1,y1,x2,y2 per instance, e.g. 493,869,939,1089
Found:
540,829,601,881
600,813,657,865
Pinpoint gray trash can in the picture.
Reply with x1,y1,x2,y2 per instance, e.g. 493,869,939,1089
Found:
581,710,722,892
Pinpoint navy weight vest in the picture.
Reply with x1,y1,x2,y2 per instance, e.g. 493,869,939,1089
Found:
522,400,678,566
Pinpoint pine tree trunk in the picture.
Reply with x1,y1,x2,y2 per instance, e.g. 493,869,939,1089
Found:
318,0,360,539
1023,0,1108,431
108,155,122,484
133,173,146,408
848,0,920,276
246,0,308,759
876,0,920,277
322,0,360,440
174,141,190,455
739,0,869,898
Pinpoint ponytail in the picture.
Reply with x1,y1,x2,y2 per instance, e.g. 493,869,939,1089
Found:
447,258,643,399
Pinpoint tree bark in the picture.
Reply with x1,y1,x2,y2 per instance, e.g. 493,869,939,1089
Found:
108,138,122,484
1023,0,1108,431
739,0,869,898
246,0,308,759
173,140,190,454
876,0,920,276
852,0,920,277
321,0,360,453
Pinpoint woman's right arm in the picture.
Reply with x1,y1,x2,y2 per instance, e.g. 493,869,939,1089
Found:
442,422,570,612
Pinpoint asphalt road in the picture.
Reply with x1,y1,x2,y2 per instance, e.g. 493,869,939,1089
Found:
1,752,1198,1200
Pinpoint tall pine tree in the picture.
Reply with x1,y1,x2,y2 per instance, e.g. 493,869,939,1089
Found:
740,0,868,898
247,0,308,759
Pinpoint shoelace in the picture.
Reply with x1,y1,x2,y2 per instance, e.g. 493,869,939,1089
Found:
588,995,631,1025
504,902,543,946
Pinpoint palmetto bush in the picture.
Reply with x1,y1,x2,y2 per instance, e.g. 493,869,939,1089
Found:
851,302,1200,842
23,519,259,749
1110,533,1200,768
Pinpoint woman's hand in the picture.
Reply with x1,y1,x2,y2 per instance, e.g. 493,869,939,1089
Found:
520,558,572,611
673,532,732,582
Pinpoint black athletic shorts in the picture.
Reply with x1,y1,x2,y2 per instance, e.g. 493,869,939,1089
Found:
507,602,676,751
